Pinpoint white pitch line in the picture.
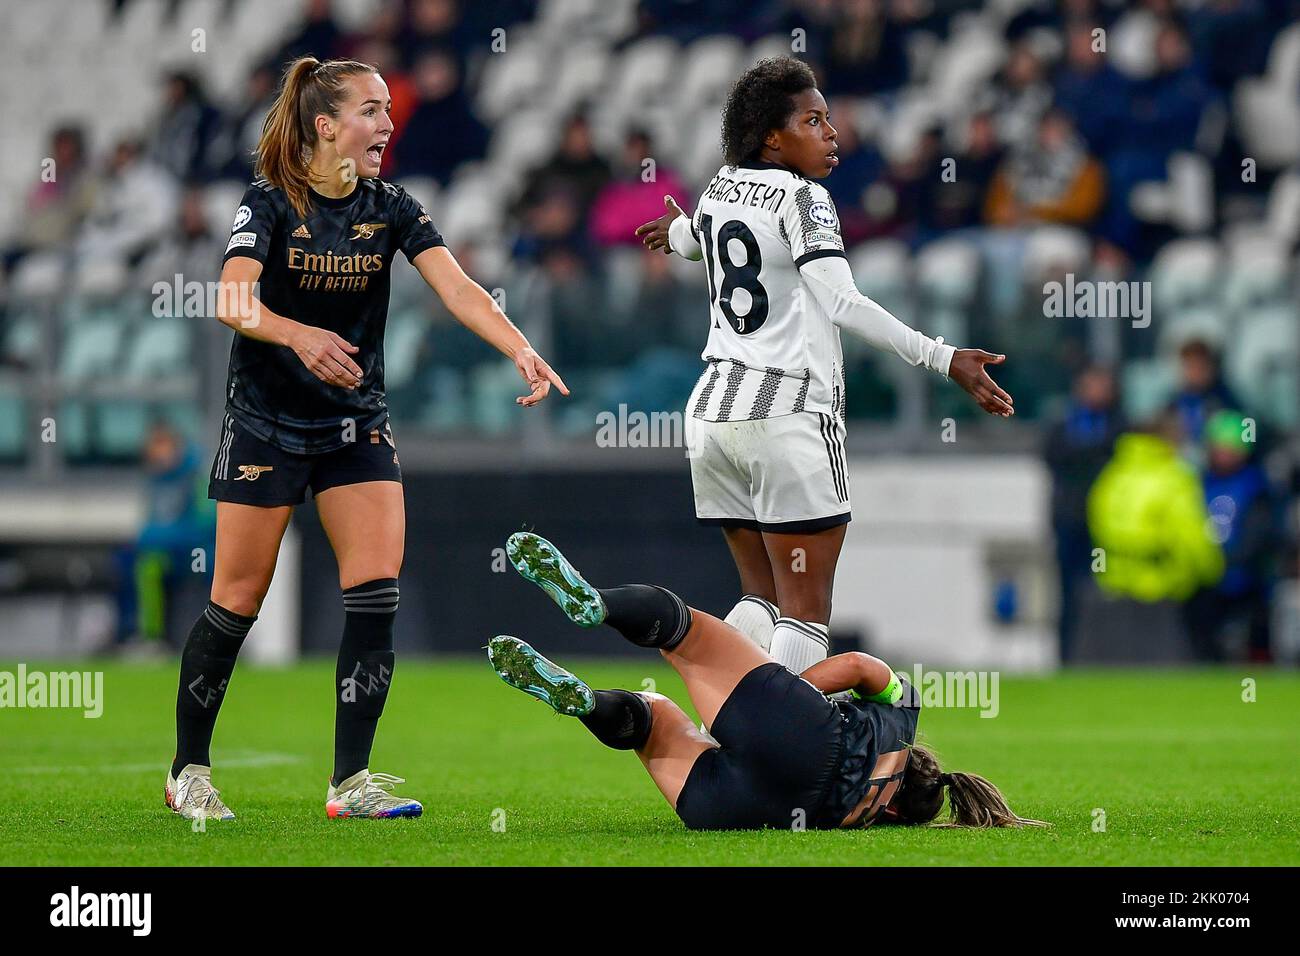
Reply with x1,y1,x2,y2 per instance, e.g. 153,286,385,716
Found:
12,751,307,775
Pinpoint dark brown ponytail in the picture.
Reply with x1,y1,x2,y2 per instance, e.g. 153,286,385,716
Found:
255,56,378,219
892,744,1049,829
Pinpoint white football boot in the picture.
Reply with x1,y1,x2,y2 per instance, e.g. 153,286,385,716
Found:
165,764,236,821
325,769,423,819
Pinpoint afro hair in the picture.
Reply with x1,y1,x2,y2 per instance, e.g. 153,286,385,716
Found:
720,56,818,167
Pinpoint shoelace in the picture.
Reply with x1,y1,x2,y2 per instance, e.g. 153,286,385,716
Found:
363,772,406,791
345,772,409,812
178,774,228,814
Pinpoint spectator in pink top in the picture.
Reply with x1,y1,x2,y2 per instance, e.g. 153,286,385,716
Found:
589,130,687,248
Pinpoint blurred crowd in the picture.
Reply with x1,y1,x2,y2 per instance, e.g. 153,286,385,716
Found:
1049,341,1291,664
1,0,534,295
0,0,1296,659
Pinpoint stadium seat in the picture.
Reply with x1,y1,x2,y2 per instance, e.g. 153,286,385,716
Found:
438,171,508,243
394,176,440,216
1021,227,1091,280
877,93,945,163
1157,307,1230,356
331,0,385,33
486,108,561,187
927,22,1006,120
109,0,166,50
202,181,249,236
608,36,680,114
676,35,744,111
917,237,982,308
58,311,128,381
7,0,62,50
74,258,130,301
94,400,150,460
1265,170,1300,246
747,34,798,66
1234,24,1300,168
384,310,428,391
0,382,26,463
389,256,429,311
9,253,67,304
1225,305,1299,428
1130,153,1214,233
227,0,302,67
167,0,226,46
471,361,530,435
1120,357,1178,422
418,367,469,431
1150,238,1221,316
849,240,914,319
54,400,92,462
536,0,636,42
680,107,727,184
0,312,42,368
1110,8,1160,79
903,29,941,82
123,319,192,380
1221,227,1291,313
476,30,548,122
551,41,612,118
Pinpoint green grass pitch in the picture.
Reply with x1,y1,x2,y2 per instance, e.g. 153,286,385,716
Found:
1,659,1297,866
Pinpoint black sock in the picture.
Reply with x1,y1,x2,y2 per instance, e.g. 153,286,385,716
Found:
579,689,653,750
333,578,398,786
172,602,255,778
597,584,692,650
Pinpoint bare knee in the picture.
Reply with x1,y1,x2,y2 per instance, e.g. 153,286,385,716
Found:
211,577,271,617
641,693,689,737
338,565,402,590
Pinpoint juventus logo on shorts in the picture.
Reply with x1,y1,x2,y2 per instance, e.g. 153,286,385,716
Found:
233,464,274,481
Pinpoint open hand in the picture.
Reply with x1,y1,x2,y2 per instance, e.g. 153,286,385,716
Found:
634,195,687,254
948,349,1014,417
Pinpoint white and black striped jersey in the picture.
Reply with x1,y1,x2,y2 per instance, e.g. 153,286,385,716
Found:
685,162,848,423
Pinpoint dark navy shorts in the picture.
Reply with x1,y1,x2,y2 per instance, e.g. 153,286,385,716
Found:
675,662,844,831
208,414,402,507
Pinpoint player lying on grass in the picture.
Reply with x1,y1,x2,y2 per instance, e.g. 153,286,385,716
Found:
490,533,1046,830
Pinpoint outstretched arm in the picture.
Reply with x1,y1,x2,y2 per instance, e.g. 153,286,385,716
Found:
802,651,896,698
635,196,702,261
218,256,363,390
801,256,1015,417
412,246,569,407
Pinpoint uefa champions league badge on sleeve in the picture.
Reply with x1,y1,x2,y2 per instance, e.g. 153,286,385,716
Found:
809,201,838,230
231,205,252,233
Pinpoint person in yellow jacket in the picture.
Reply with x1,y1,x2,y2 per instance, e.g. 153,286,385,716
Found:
1086,415,1224,603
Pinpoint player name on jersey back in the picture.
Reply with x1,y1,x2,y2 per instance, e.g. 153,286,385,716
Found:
688,163,848,423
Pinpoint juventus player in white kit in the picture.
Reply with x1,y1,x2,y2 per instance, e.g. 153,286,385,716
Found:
638,57,1014,674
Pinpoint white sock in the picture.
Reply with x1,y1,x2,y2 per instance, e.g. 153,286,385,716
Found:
724,595,779,652
770,618,829,674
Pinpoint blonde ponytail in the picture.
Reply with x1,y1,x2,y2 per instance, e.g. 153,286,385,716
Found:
938,771,1050,829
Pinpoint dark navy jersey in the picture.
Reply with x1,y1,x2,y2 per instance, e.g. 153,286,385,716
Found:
824,676,921,828
221,177,445,454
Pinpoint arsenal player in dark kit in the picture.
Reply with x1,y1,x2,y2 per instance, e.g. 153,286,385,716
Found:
164,56,568,822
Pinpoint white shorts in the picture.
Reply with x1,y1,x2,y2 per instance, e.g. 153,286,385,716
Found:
686,411,851,533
